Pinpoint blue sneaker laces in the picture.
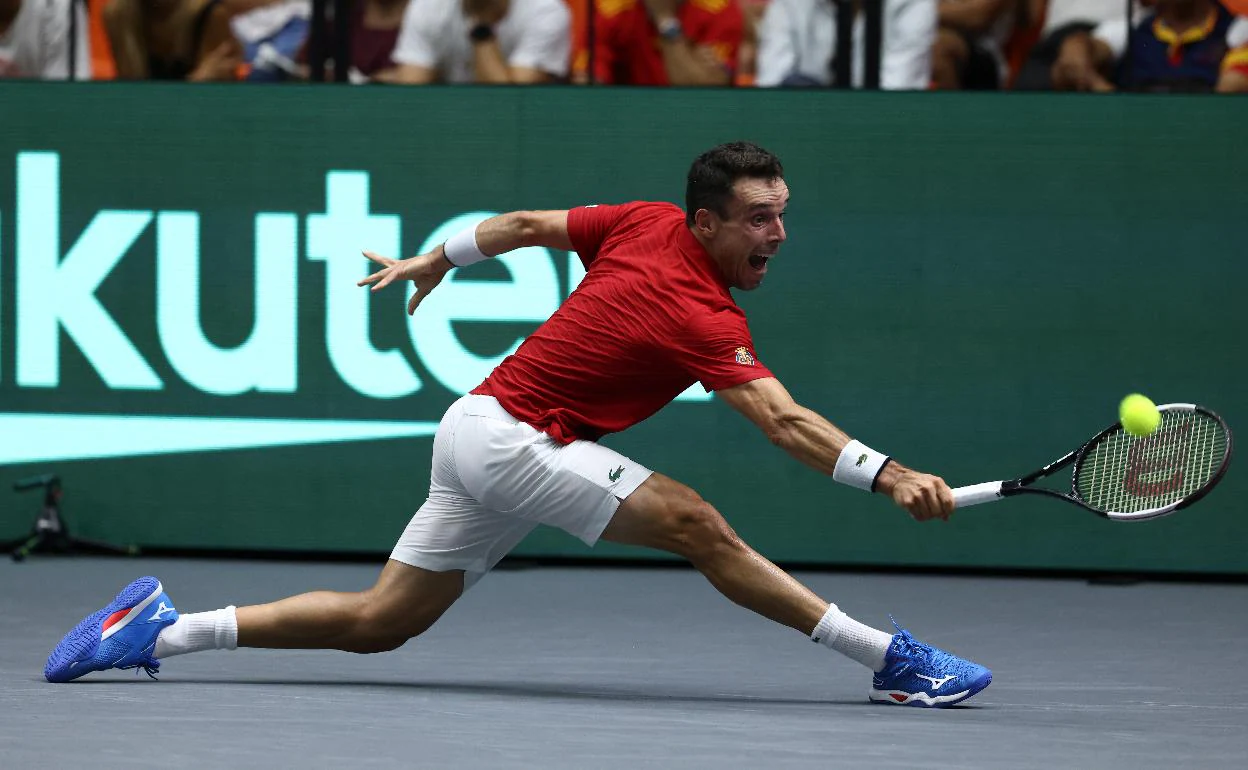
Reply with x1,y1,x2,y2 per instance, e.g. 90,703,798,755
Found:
123,662,161,680
886,616,980,678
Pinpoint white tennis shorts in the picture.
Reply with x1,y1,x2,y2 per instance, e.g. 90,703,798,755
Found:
391,395,653,587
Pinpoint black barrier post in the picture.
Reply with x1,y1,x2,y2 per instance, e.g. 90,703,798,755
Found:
1124,0,1135,88
333,0,352,82
310,0,327,82
68,0,78,80
863,0,882,89
831,0,853,88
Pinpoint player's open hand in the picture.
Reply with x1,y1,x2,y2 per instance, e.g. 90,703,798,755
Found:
358,250,451,315
889,471,954,522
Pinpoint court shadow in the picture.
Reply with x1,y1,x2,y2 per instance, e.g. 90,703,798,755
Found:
68,676,885,707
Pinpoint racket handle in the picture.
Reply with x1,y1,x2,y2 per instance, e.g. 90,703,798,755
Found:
951,481,1005,509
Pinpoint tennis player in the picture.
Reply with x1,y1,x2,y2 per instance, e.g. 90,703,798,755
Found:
45,142,991,707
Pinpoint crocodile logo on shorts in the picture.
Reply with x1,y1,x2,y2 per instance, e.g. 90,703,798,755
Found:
855,453,868,467
608,465,624,482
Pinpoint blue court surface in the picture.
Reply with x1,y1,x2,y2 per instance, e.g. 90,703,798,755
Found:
3,557,1246,768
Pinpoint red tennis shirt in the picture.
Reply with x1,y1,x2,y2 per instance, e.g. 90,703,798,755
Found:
472,201,773,444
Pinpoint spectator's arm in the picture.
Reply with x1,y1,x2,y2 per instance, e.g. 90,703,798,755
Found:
385,64,439,83
1217,45,1248,93
658,37,733,85
1216,68,1248,92
647,0,734,86
389,0,443,83
506,66,559,83
189,3,243,81
1024,0,1044,28
470,37,513,83
498,0,571,83
937,0,1007,36
754,0,797,87
103,0,149,79
1050,28,1114,91
881,0,936,90
221,0,294,14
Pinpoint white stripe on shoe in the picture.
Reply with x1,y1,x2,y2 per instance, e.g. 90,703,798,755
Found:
100,582,164,641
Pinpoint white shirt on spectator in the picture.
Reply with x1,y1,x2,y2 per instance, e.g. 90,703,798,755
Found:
756,0,934,90
1041,0,1126,38
391,0,569,83
0,0,90,79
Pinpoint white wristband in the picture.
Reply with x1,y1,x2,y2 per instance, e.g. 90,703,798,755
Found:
832,440,891,492
443,225,489,267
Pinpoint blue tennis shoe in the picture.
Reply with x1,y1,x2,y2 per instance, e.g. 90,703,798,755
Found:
870,618,992,707
44,576,179,683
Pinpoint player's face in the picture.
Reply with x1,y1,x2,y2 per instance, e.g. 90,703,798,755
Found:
705,177,789,291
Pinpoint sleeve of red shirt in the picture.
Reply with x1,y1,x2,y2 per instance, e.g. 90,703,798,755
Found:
671,307,774,392
566,203,634,268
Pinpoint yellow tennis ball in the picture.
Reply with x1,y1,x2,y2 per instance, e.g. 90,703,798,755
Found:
1119,394,1161,437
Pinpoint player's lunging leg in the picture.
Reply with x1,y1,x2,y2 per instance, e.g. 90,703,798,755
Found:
230,561,462,652
602,473,889,666
601,473,992,707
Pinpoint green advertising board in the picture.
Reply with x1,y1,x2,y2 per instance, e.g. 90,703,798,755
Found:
0,83,1243,574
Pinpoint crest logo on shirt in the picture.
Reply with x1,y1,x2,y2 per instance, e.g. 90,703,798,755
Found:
734,347,755,366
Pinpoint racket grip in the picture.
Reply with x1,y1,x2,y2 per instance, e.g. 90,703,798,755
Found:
951,482,1004,509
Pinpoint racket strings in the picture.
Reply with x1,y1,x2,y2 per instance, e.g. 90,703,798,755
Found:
1076,411,1227,515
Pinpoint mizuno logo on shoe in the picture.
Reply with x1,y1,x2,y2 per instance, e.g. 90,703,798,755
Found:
916,674,956,689
148,602,175,621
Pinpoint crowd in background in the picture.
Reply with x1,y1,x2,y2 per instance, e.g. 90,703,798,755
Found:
2,0,1246,92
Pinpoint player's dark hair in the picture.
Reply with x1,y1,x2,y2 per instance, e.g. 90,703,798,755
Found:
685,142,784,226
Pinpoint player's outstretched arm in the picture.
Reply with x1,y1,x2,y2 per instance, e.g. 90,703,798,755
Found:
716,377,954,521
358,210,572,315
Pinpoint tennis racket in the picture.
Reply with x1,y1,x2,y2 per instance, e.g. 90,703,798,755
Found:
951,403,1232,521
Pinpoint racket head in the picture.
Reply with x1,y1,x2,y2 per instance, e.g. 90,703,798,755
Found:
1070,404,1233,521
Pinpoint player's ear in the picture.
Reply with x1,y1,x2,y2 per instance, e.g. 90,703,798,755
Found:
693,208,717,236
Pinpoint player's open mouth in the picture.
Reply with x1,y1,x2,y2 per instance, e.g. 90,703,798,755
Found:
748,254,770,271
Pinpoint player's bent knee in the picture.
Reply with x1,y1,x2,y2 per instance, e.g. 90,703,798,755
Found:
346,613,441,654
345,596,453,654
668,500,741,562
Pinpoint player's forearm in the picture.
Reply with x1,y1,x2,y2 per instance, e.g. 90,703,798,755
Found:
771,407,915,494
472,42,512,83
769,407,853,476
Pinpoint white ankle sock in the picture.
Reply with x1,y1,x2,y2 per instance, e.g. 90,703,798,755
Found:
810,604,893,672
155,607,238,658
